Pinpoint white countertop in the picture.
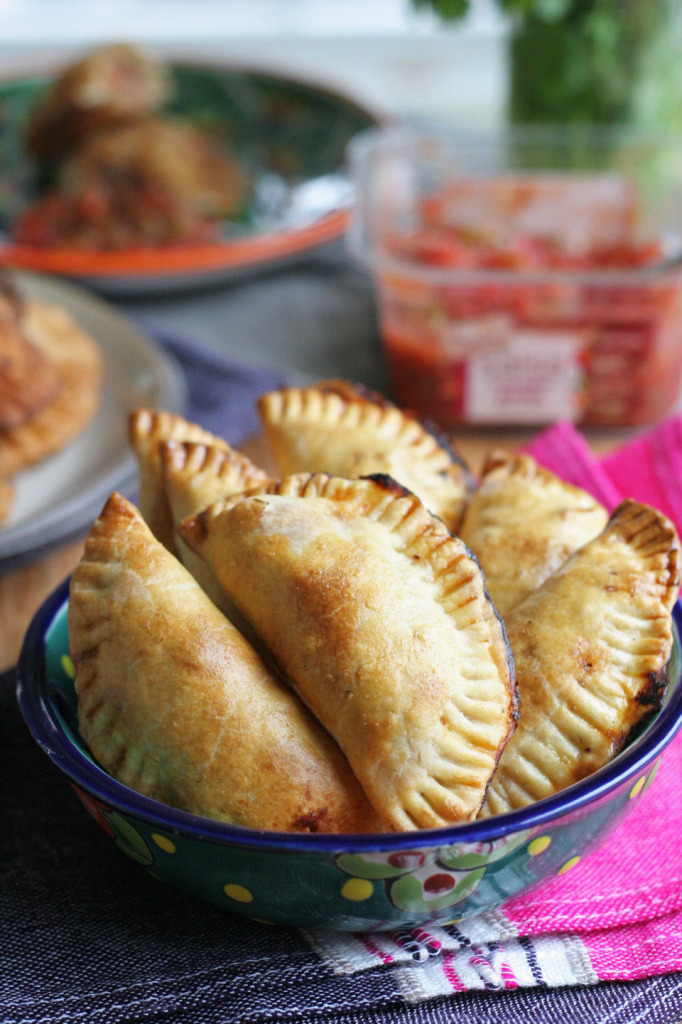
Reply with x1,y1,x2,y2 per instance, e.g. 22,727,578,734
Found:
0,0,510,127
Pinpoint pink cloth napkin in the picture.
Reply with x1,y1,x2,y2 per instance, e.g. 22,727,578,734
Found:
306,417,682,996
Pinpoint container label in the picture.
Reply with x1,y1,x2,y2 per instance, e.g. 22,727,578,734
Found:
463,330,584,424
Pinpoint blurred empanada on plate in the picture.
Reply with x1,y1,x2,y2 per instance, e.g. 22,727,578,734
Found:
0,316,61,430
69,491,382,834
0,300,101,478
26,42,171,162
0,478,14,524
480,499,681,817
257,380,474,532
179,472,517,831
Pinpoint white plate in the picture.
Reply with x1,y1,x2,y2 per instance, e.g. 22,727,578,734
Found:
0,271,186,568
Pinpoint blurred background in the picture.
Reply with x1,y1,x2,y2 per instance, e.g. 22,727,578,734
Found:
0,0,510,129
1,0,681,131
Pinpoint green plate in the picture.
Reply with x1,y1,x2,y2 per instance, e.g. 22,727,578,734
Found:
0,55,385,294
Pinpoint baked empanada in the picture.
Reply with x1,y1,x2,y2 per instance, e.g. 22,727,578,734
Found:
128,410,229,553
0,477,13,524
26,43,171,162
62,117,246,222
0,273,23,326
160,438,270,613
258,380,474,532
460,452,609,617
479,499,681,817
179,473,517,831
0,317,61,430
0,300,101,478
69,491,382,834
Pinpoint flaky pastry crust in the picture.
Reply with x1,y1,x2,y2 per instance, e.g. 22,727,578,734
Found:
480,499,681,817
180,472,517,831
69,492,383,834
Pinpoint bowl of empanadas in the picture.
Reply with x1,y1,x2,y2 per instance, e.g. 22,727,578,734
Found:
17,380,682,931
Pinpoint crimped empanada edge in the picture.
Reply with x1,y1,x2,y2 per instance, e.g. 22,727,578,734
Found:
258,382,475,484
179,470,518,733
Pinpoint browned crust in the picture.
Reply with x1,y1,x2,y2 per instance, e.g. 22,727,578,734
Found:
128,409,229,551
69,491,383,834
263,378,475,482
160,438,270,499
26,43,171,162
0,476,14,524
0,300,101,478
257,381,474,532
480,499,681,817
0,319,62,430
180,471,518,830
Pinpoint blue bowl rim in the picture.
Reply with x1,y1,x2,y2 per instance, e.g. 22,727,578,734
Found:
17,576,682,854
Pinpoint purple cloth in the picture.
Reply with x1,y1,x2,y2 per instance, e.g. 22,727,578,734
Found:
154,329,289,445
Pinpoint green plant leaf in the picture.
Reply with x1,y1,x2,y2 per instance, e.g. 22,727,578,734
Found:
411,0,470,19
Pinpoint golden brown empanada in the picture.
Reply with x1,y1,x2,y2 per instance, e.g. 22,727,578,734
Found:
69,491,383,834
258,380,474,532
0,477,13,523
160,438,270,612
161,438,270,531
0,317,61,430
460,452,609,617
61,117,246,223
179,472,517,831
479,499,681,817
0,300,101,478
0,272,23,326
128,410,229,553
26,43,171,162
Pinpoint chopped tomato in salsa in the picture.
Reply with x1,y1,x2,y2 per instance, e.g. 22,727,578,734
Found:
13,183,220,250
377,186,682,429
387,226,664,273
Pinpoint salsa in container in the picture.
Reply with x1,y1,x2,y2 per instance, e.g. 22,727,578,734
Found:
348,128,682,428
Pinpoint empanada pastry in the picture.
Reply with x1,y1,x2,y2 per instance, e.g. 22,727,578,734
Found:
459,452,609,617
0,300,101,478
21,117,247,249
0,477,13,524
0,273,24,327
128,410,229,553
161,438,270,532
479,499,681,817
69,491,383,834
258,380,474,533
62,117,246,221
0,317,61,430
160,438,270,614
26,43,171,162
179,472,517,831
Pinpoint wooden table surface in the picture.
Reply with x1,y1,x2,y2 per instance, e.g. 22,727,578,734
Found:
0,425,620,674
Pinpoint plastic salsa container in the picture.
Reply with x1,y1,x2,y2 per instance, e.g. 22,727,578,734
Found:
348,128,682,428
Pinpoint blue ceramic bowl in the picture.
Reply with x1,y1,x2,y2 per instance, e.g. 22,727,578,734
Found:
17,579,682,932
